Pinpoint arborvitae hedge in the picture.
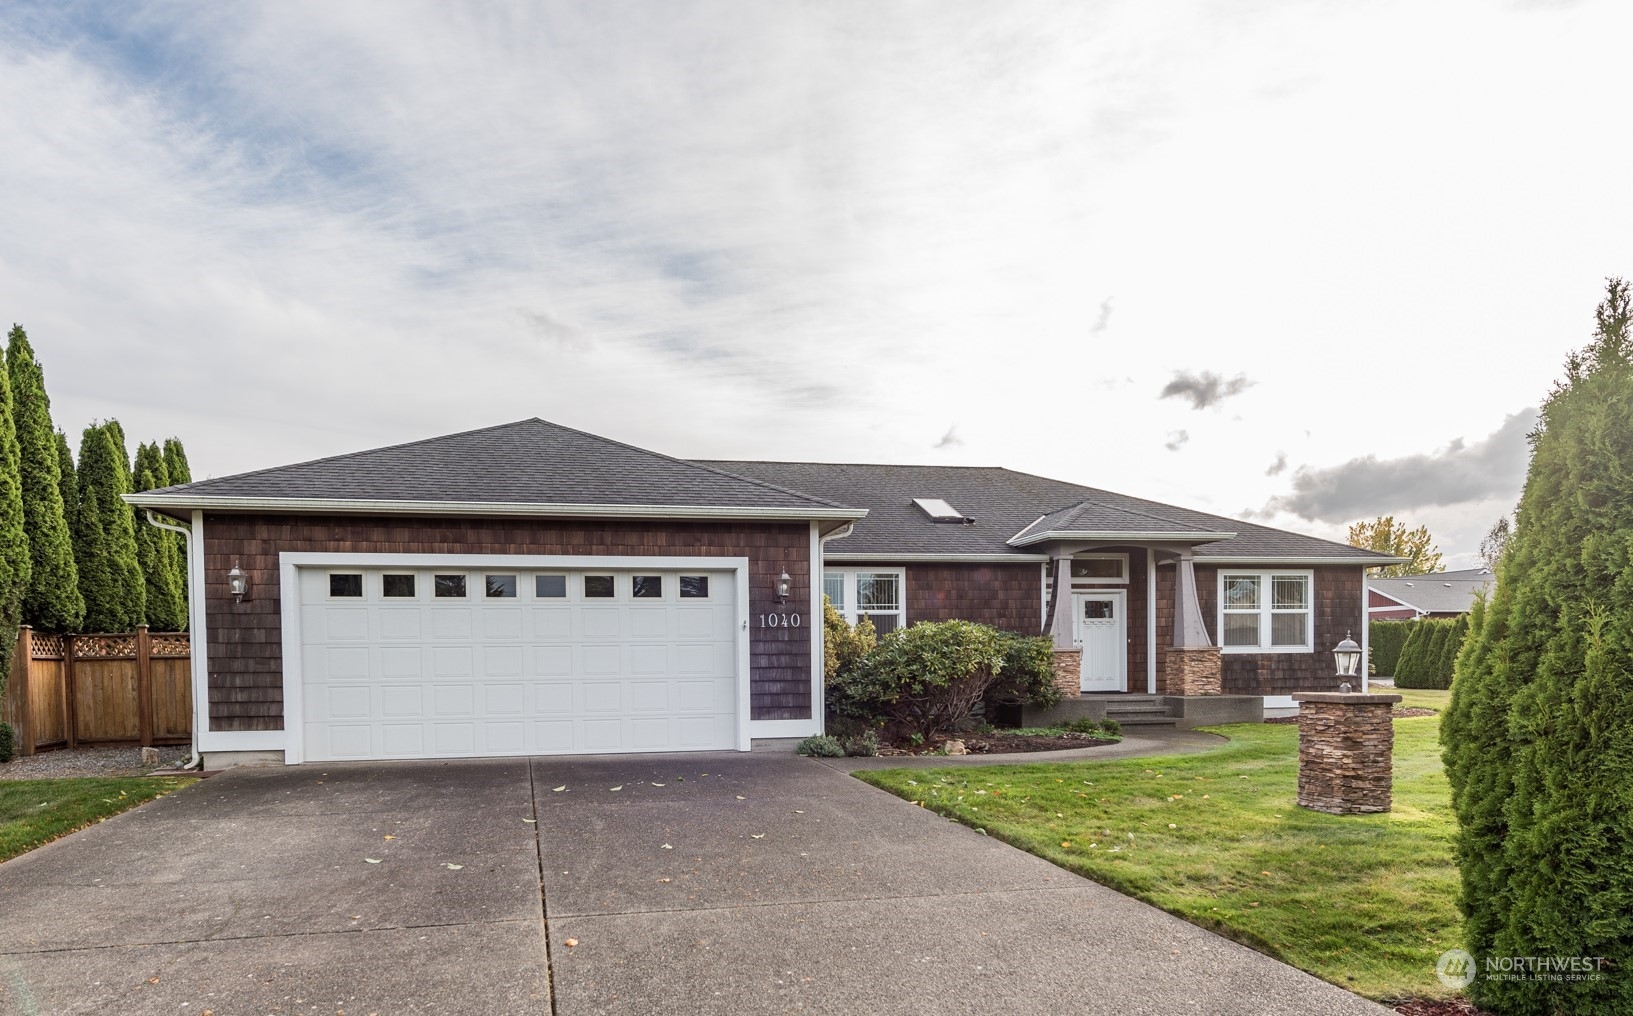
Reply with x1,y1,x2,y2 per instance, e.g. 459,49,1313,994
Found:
162,438,191,486
1368,620,1413,676
1395,617,1464,690
54,429,76,523
8,327,83,632
1442,278,1633,1015
131,443,186,631
1393,621,1430,685
74,424,144,631
0,348,29,684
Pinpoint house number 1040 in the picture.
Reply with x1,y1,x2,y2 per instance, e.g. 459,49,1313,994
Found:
759,613,802,628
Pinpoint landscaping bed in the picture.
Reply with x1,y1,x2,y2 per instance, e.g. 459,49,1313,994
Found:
0,744,191,780
877,729,1120,756
857,690,1465,1005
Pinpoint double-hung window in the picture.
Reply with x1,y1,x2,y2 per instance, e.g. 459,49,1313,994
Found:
1219,571,1312,652
823,568,905,634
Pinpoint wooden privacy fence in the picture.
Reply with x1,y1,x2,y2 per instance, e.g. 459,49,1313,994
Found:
1,626,191,756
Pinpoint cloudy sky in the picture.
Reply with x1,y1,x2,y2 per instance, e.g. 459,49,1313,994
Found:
4,1,1628,566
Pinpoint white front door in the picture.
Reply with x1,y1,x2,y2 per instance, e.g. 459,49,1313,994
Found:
1073,591,1127,692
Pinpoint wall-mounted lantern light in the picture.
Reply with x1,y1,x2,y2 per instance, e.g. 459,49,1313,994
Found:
1334,631,1361,692
228,561,249,603
775,570,792,603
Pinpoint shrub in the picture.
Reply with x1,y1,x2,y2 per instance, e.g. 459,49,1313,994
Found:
822,596,875,681
1099,717,1121,737
1368,620,1413,676
795,734,845,758
841,730,879,757
0,721,12,763
985,630,1061,712
1443,278,1633,1016
842,619,1007,740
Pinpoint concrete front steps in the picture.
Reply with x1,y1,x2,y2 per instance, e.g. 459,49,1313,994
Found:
1022,693,1264,731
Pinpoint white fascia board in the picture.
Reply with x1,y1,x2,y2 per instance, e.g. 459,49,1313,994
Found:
1007,529,1236,548
822,552,1051,563
124,493,866,523
1192,556,1408,566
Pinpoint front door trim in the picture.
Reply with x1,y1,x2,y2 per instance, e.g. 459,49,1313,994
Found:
1073,589,1128,692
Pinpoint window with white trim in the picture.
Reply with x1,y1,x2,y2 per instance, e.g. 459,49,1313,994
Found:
823,568,906,634
1219,571,1313,652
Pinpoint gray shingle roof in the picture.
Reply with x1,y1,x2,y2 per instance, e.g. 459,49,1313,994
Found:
696,460,1395,563
139,419,857,514
1371,570,1493,614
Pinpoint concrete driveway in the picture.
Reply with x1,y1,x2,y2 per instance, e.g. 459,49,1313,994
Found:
0,753,1390,1015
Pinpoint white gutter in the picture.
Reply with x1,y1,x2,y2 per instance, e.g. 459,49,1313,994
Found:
141,511,203,771
813,520,857,734
125,493,866,523
1008,528,1236,548
1190,556,1409,566
823,552,1051,563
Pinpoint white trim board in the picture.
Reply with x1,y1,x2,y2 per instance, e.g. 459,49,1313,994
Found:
126,493,864,523
276,551,760,764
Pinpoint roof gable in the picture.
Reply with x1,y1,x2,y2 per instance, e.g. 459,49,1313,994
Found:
135,419,859,517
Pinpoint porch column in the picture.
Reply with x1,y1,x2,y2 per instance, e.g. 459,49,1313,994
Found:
1166,550,1222,695
1047,554,1081,698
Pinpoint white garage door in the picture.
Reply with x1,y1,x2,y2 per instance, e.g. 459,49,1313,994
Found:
297,565,740,761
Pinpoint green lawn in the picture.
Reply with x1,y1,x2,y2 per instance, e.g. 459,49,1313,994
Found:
0,776,196,863
857,691,1460,1003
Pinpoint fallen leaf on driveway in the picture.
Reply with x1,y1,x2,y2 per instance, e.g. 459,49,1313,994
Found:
751,834,765,840
553,786,566,792
736,795,745,800
657,877,671,883
147,977,160,984
522,818,537,824
651,782,665,787
661,843,673,849
383,834,395,840
443,863,463,870
792,810,804,814
609,785,623,792
365,858,382,864
564,938,579,947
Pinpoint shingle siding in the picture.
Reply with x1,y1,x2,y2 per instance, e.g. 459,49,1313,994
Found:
201,515,813,730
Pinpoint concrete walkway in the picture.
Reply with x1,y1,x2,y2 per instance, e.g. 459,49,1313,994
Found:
0,752,1390,1015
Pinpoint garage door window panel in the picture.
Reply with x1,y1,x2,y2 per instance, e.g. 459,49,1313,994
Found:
680,575,709,598
633,575,663,598
435,574,468,598
329,573,364,598
382,573,416,598
485,574,517,598
535,574,567,598
584,575,615,598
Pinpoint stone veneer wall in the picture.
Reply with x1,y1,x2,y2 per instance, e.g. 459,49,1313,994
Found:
1051,650,1082,697
1292,693,1401,815
1162,646,1222,696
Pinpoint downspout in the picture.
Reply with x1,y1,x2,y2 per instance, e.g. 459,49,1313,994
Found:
814,521,856,733
143,511,203,771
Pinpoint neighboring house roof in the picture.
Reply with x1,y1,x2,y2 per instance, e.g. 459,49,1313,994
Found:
696,459,1396,564
129,419,865,521
1369,569,1494,615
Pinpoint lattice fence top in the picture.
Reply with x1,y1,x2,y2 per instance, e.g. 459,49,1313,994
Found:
30,633,66,659
150,633,191,657
73,634,139,659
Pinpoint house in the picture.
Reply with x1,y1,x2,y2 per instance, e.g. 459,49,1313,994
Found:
1368,568,1493,620
127,418,1397,767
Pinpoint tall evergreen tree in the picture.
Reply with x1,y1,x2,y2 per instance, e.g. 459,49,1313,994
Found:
7,327,83,631
161,437,191,486
55,429,76,525
0,347,28,684
1442,278,1633,1015
131,443,186,630
74,424,143,631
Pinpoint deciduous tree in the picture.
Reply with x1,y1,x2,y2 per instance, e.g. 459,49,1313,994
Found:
1346,515,1443,577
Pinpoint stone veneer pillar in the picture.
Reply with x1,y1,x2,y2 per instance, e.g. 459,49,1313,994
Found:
1051,649,1082,697
1291,692,1403,815
1164,646,1222,695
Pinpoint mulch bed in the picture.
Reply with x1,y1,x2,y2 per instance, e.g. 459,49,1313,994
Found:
1265,707,1437,725
1393,998,1493,1015
877,731,1118,756
0,744,191,780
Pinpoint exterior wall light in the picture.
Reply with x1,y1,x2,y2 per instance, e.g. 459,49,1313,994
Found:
775,570,792,603
228,561,249,603
1334,631,1361,692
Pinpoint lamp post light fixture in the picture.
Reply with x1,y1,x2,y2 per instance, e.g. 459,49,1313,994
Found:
775,570,792,603
1334,631,1362,693
227,561,249,603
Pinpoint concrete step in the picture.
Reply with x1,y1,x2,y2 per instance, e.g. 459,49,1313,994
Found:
1104,704,1172,716
1106,715,1179,729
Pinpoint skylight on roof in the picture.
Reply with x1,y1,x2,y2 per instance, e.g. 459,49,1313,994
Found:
913,497,968,523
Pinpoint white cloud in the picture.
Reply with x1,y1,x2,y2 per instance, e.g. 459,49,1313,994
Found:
1,0,1628,564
